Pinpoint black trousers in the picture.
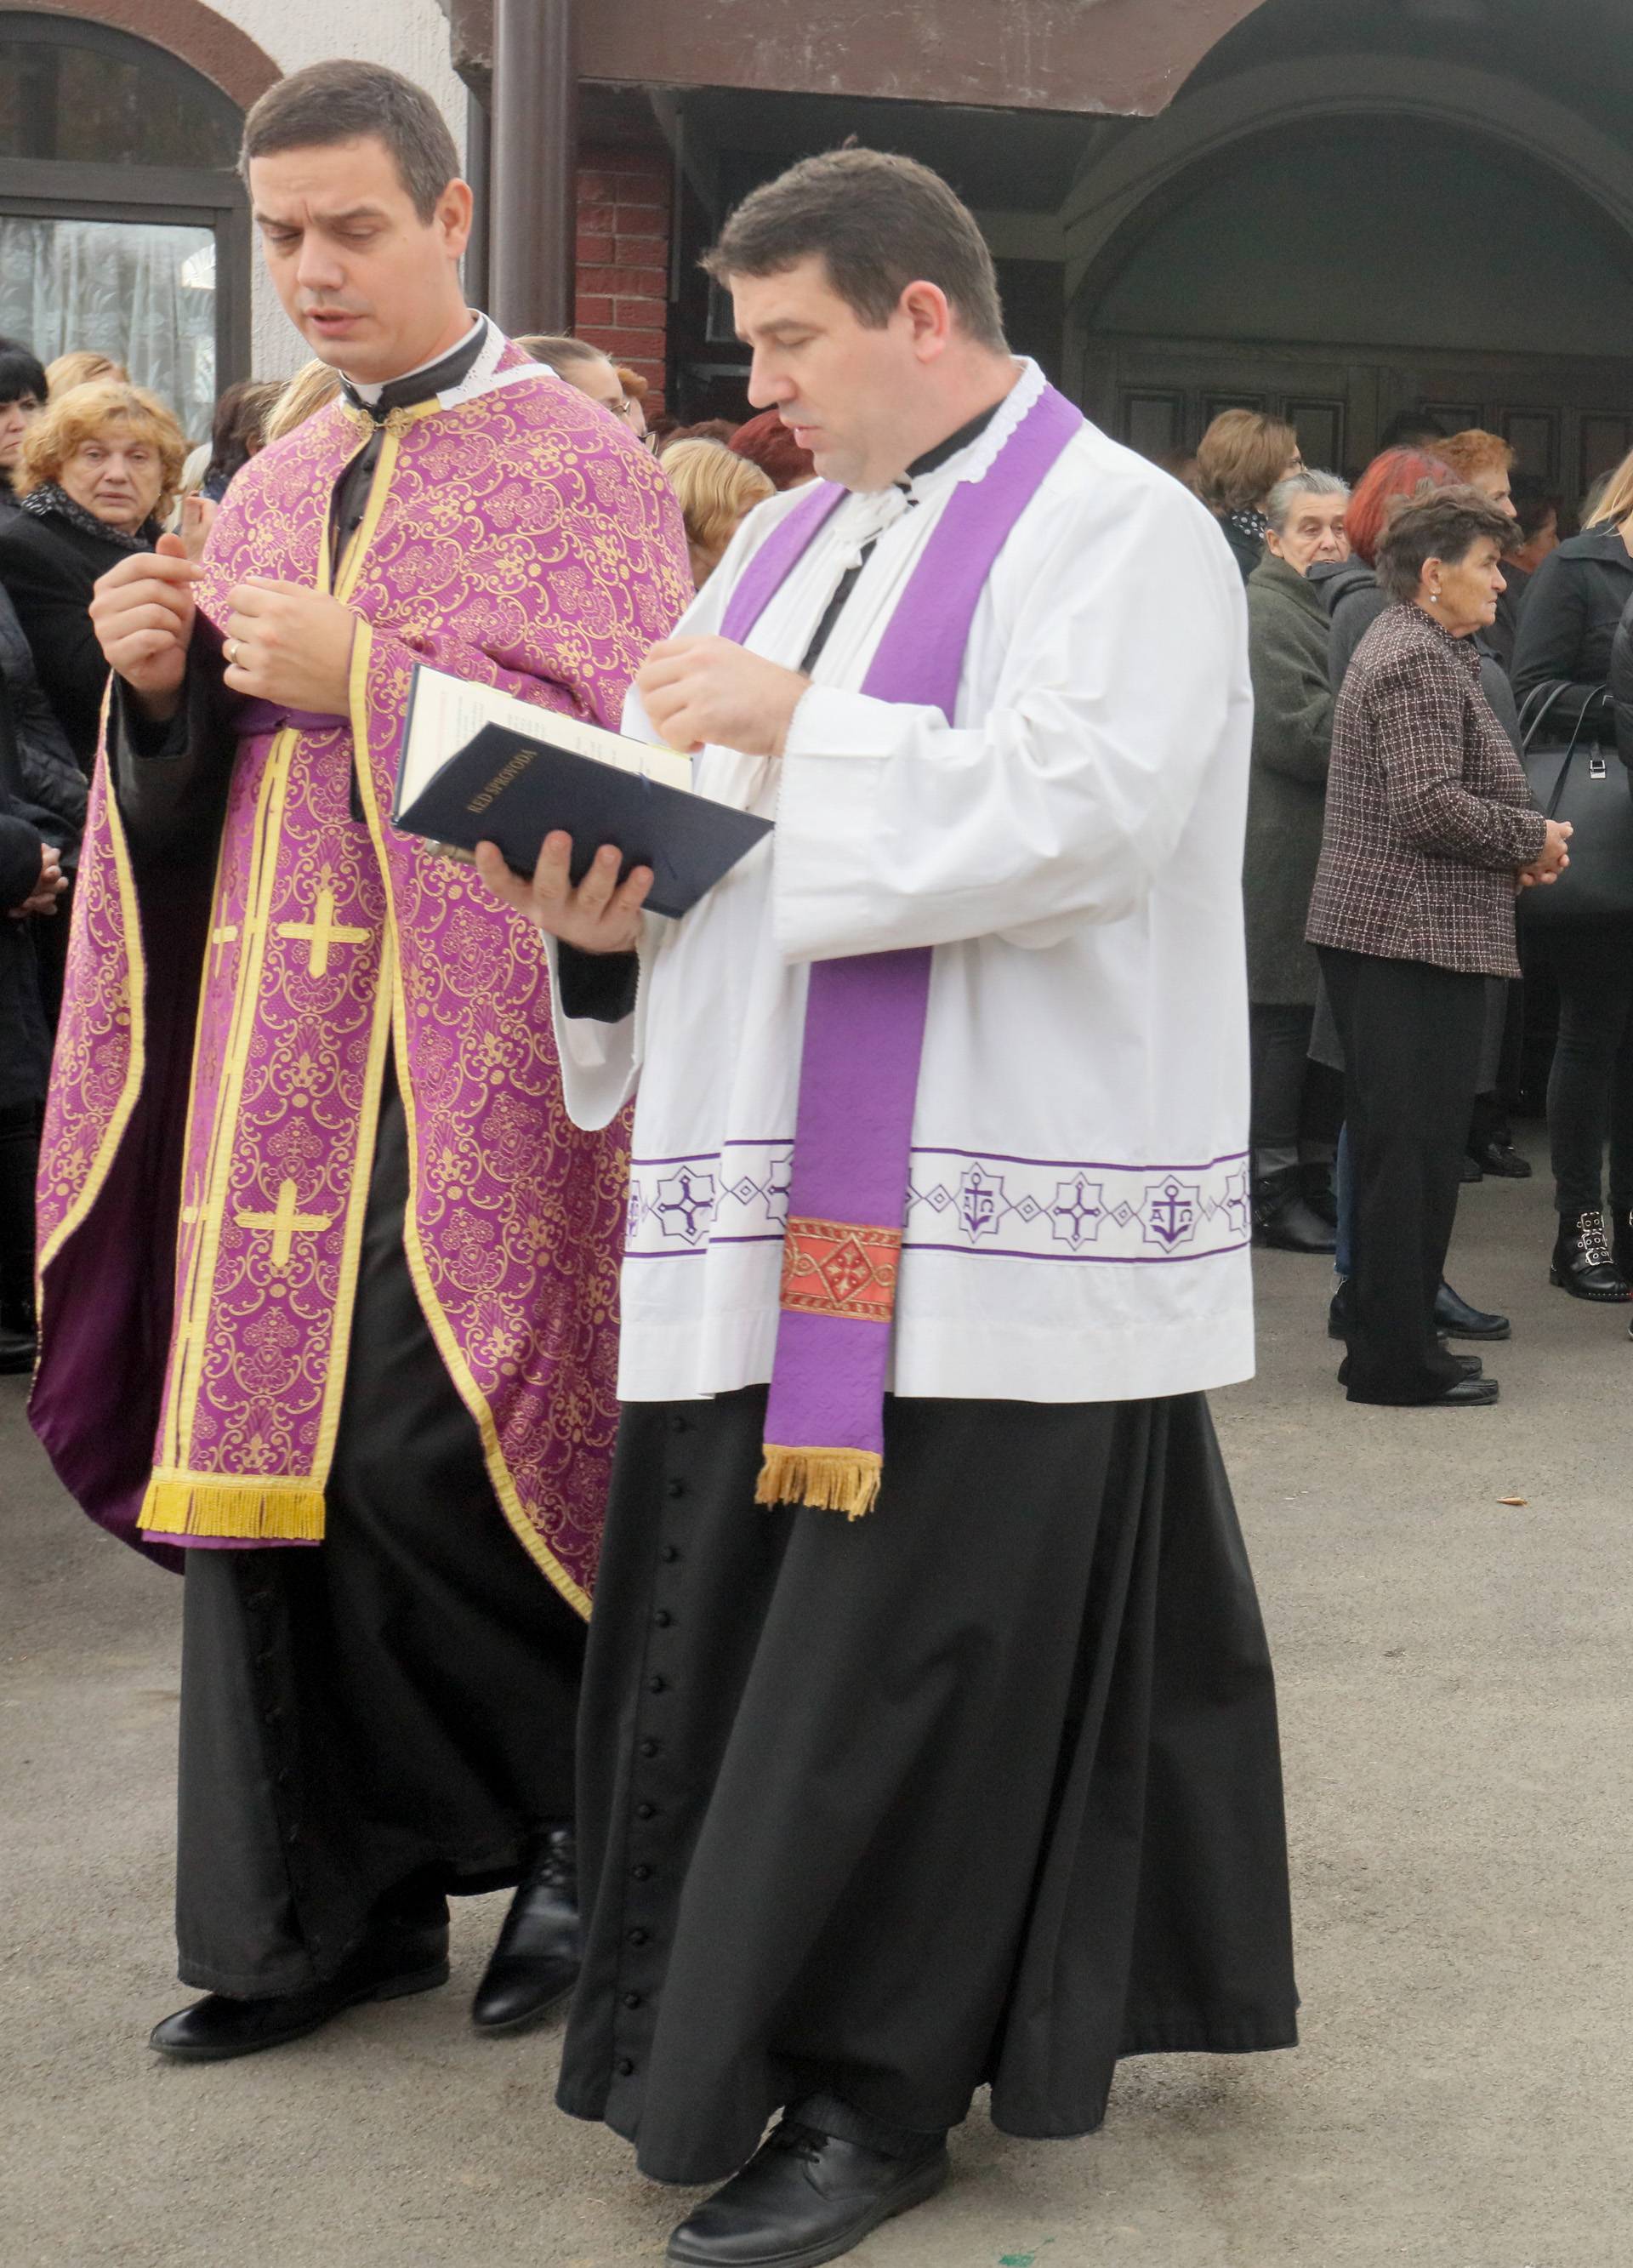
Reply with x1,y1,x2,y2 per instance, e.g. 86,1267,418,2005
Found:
559,1387,1297,2186
1248,1000,1340,1188
174,1070,587,1997
1319,948,1486,1405
1545,927,1633,1219
0,1099,37,1320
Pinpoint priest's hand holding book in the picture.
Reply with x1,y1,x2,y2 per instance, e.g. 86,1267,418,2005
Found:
475,835,654,954
399,655,779,932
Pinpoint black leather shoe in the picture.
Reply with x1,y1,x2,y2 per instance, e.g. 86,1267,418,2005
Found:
1328,1278,1351,1340
1550,1211,1630,1302
470,1824,579,2033
667,2118,950,2268
1254,1175,1336,1254
149,1922,450,2061
0,1323,33,1375
1459,1153,1483,1182
1434,1281,1511,1340
1433,1375,1500,1406
1339,1353,1482,1387
1473,1137,1532,1180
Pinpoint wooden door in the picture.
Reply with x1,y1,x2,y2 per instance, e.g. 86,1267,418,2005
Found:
1078,333,1633,504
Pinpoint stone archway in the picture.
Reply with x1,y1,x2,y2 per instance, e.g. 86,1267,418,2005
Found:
21,0,278,108
1062,54,1633,313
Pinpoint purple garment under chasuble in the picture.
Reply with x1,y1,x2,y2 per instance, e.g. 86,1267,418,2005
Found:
717,382,1084,1516
31,345,691,1612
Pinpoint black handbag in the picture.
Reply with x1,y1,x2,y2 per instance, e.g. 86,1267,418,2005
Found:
1517,682,1633,926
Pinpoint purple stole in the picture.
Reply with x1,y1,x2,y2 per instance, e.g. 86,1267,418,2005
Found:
718,382,1084,1516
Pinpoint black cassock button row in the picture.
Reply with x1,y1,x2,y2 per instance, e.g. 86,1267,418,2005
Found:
616,2057,634,2077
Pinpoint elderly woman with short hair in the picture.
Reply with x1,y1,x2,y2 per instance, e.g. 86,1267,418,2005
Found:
1243,470,1350,1251
1197,407,1303,583
0,379,185,768
1306,488,1570,1407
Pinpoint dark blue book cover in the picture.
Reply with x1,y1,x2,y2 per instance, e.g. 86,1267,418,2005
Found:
392,673,772,920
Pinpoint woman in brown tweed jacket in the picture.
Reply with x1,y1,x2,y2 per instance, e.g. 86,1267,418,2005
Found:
1306,489,1571,1406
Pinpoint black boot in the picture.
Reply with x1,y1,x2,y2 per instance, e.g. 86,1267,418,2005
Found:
149,1915,450,2062
1253,1167,1336,1255
470,1824,579,2033
1433,1280,1511,1341
1550,1211,1630,1303
667,2114,950,2268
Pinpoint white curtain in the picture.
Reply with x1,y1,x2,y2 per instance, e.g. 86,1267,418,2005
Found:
0,216,216,442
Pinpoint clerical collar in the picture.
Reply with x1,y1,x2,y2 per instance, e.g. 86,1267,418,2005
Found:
902,400,1004,487
341,314,488,424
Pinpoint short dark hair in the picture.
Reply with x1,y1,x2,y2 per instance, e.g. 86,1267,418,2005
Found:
1509,469,1563,546
0,336,46,407
515,334,612,376
1379,408,1448,452
1375,485,1514,605
703,148,1006,353
241,60,459,225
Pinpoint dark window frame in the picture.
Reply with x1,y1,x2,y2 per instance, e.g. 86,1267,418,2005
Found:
0,12,248,406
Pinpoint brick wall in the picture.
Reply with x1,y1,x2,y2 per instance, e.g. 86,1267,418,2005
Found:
575,142,672,412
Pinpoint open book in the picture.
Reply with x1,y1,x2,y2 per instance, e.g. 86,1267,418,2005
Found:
392,665,773,919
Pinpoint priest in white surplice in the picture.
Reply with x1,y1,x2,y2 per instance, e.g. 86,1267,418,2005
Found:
478,150,1296,2268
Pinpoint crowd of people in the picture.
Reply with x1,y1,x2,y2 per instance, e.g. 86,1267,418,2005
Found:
1221,400,1633,1405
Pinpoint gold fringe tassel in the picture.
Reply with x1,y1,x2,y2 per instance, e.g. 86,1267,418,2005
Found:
137,1475,327,1542
755,1445,883,1521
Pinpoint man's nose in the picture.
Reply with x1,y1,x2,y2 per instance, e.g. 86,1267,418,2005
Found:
296,237,345,293
746,356,789,412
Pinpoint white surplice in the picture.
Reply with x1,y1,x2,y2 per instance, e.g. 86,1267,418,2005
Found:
548,360,1256,1407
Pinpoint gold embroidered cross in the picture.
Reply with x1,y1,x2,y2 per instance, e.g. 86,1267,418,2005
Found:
208,921,240,974
275,886,371,978
235,1178,333,1270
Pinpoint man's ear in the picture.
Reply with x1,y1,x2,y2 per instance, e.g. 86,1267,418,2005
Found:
436,178,475,262
900,280,953,363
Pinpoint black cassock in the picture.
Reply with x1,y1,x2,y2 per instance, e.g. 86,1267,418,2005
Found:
557,1385,1297,2186
115,332,586,1997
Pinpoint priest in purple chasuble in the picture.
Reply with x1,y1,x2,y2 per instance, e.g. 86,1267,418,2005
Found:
31,62,689,2063
481,151,1300,2267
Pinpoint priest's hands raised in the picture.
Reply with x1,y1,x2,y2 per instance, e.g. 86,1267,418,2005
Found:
475,835,652,954
90,534,200,720
636,634,810,756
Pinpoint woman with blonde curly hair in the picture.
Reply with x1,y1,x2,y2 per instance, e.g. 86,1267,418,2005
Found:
659,435,774,588
0,379,186,766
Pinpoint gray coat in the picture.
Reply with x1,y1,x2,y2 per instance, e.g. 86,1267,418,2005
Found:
1243,551,1334,1005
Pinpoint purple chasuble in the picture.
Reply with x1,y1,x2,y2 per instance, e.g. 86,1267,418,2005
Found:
717,382,1084,1515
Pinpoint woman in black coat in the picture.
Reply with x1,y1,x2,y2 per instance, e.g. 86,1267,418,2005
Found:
1511,448,1633,1302
0,695,64,1371
0,378,185,770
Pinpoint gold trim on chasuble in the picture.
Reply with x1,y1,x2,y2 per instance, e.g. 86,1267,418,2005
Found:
36,737,148,1288
138,418,390,1545
342,398,594,1618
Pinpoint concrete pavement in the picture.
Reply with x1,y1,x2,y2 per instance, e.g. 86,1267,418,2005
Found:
4,1134,1632,2267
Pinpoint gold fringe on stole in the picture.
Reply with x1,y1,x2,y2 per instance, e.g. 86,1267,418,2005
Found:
754,1446,883,1521
136,1474,327,1541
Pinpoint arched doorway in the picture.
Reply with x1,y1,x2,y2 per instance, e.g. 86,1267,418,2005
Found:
1066,54,1633,499
0,9,252,436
